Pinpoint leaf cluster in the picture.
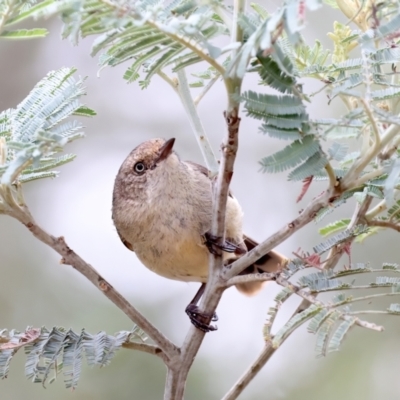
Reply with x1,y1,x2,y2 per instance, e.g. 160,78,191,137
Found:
0,67,94,194
268,261,400,357
0,0,53,39
0,326,146,389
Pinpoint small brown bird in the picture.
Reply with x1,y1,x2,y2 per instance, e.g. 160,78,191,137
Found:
112,138,286,331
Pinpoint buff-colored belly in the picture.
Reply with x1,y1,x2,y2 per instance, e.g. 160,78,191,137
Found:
136,237,210,282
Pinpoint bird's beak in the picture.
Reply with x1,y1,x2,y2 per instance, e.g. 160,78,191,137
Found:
156,138,175,163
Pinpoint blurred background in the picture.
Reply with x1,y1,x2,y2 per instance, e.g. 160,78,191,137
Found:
1,2,400,399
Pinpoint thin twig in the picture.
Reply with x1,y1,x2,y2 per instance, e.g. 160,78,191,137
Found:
176,69,219,174
221,343,276,400
193,74,220,106
323,196,372,270
365,199,387,219
225,272,277,288
343,123,400,189
122,341,166,359
367,220,400,232
157,70,178,92
379,134,400,161
314,284,400,293
222,190,333,280
352,167,385,187
348,310,394,315
275,276,384,332
325,162,339,190
360,97,381,151
334,291,400,306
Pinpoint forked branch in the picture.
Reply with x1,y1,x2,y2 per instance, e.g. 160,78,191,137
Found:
3,192,179,362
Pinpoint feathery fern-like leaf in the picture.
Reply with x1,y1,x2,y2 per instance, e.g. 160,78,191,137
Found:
0,68,94,186
288,151,328,181
256,53,297,94
328,142,348,161
313,226,369,254
0,326,146,388
241,90,306,116
328,318,356,353
260,135,319,173
319,219,351,236
273,305,321,347
315,310,340,357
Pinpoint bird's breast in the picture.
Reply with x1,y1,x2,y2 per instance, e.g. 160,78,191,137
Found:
135,231,210,282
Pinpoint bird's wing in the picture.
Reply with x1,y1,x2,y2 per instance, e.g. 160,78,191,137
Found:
243,235,287,271
184,160,234,198
184,160,210,176
237,235,288,296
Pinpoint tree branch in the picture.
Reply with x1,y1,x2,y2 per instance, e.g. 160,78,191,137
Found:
365,199,387,220
164,0,247,396
221,343,276,400
323,196,372,270
222,190,333,280
168,106,242,400
367,219,400,232
343,123,400,189
325,162,339,190
122,341,167,359
4,198,179,362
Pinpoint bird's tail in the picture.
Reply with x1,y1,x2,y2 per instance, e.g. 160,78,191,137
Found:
234,235,288,296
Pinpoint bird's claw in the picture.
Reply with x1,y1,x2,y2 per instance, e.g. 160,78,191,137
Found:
204,232,239,255
185,304,218,332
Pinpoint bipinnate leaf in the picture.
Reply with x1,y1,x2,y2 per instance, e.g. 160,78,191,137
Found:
0,326,146,389
0,67,95,186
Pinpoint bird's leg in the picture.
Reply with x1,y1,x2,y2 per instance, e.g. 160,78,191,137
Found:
185,283,218,332
204,231,243,255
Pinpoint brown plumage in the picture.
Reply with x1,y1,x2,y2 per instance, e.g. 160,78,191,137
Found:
112,138,287,296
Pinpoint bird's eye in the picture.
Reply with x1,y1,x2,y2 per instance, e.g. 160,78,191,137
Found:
134,162,146,175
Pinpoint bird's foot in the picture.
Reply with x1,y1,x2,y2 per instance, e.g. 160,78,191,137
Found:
204,232,239,256
185,304,218,332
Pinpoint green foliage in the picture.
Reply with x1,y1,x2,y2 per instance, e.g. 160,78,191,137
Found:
298,270,352,292
314,188,363,222
288,151,328,181
0,28,48,39
259,135,318,173
0,326,146,388
3,0,400,393
241,90,306,117
328,142,348,161
46,0,229,87
0,67,95,187
313,310,341,357
272,305,321,347
256,51,298,94
319,219,351,236
269,260,400,356
0,0,56,37
313,226,369,254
